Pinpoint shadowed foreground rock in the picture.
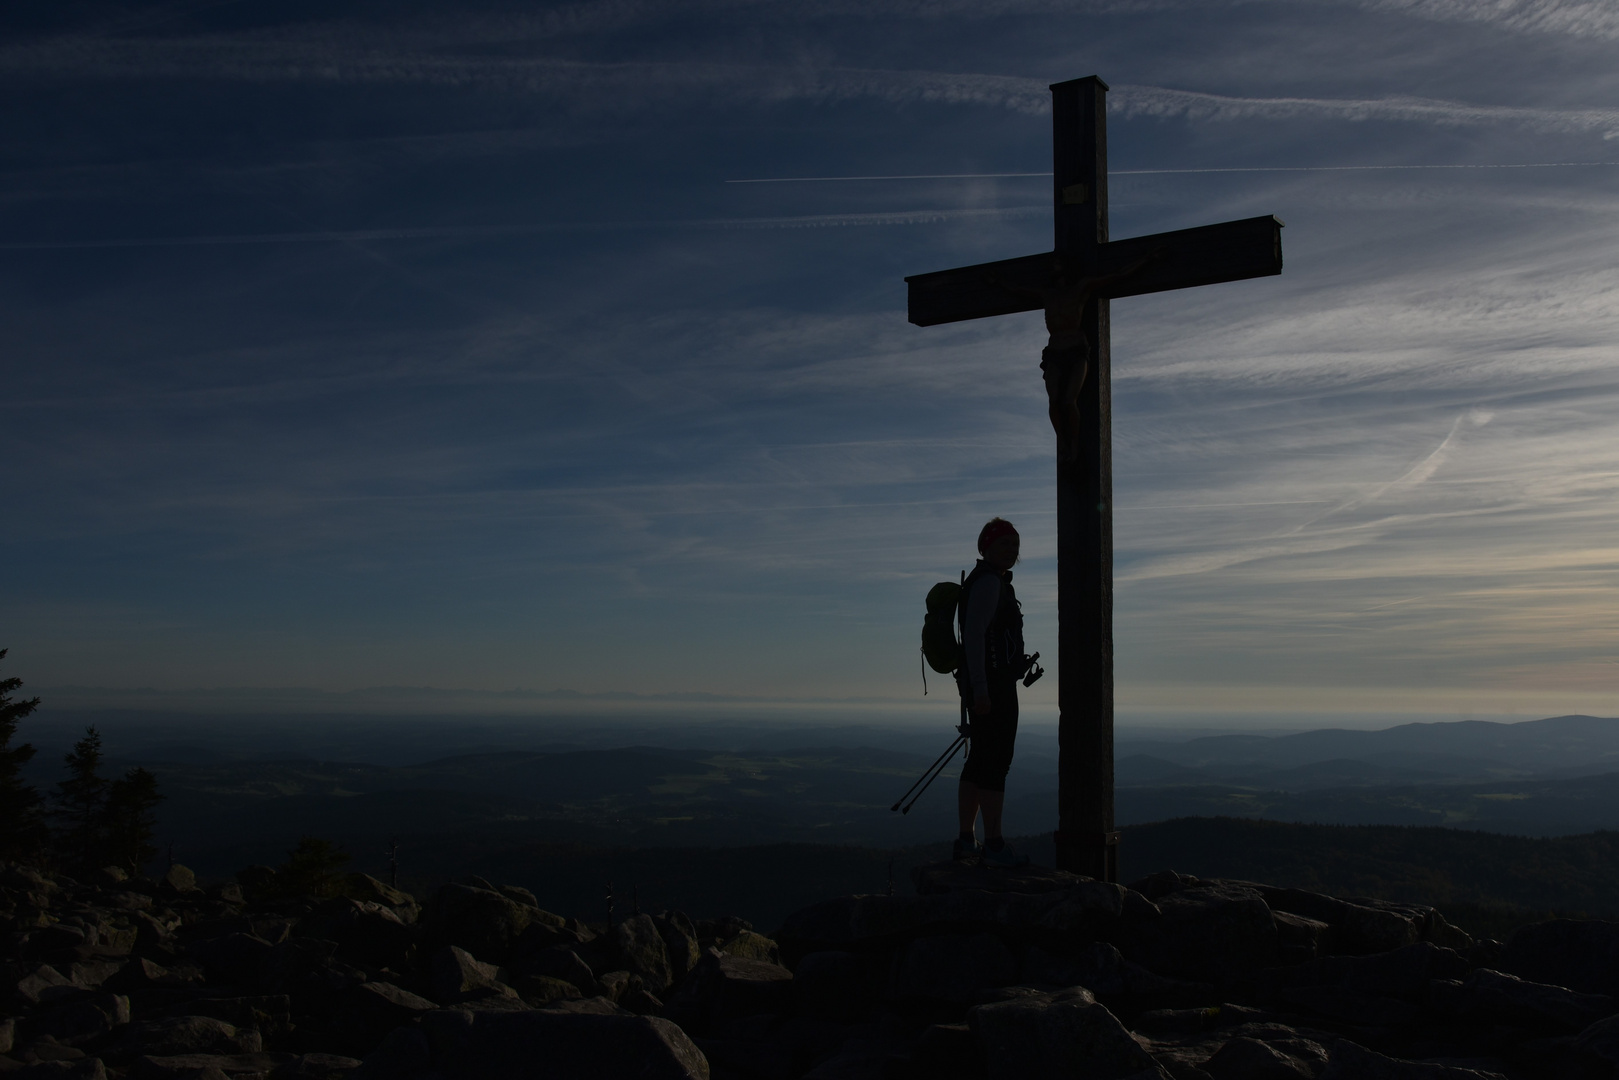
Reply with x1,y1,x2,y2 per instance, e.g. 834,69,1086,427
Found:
352,1009,708,1079
4,857,1618,1078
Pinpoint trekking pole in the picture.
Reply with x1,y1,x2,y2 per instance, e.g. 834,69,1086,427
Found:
896,699,972,814
900,734,967,815
890,733,966,812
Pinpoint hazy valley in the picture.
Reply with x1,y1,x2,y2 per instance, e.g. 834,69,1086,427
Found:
14,710,1619,933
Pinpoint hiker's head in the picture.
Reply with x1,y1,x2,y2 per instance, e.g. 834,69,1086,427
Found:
978,518,1020,570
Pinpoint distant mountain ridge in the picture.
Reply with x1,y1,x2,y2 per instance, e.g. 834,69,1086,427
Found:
1119,714,1619,781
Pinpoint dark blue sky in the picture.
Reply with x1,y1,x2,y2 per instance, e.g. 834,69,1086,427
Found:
5,1,1619,725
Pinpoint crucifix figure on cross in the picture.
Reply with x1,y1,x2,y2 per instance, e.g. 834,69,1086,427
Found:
905,76,1283,882
998,248,1164,462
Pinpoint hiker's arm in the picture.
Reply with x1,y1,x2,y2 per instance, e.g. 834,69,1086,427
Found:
963,575,1001,712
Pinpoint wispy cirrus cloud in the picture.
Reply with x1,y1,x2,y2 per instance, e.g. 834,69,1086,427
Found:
1112,84,1619,139
7,27,1614,144
1356,0,1619,41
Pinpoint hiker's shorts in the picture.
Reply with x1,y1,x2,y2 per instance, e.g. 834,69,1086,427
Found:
961,678,1019,792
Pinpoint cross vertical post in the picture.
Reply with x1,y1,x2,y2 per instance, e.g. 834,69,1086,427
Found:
903,75,1282,883
1052,76,1117,881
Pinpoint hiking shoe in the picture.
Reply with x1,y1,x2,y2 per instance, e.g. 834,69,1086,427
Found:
982,841,1029,868
952,836,983,861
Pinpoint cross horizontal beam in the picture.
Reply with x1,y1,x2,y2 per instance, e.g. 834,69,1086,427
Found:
904,214,1284,328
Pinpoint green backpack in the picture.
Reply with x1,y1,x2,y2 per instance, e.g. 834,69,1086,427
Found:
919,574,966,692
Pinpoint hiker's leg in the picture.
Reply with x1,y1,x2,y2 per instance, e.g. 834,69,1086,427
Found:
958,780,981,837
976,680,1020,842
980,787,1006,842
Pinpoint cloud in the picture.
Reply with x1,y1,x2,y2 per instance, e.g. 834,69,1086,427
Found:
1112,84,1619,140
1355,0,1619,41
0,33,1054,112
0,206,1049,251
1285,408,1494,533
8,20,1616,142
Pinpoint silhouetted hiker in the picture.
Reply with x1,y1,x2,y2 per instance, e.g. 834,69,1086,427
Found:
955,517,1031,867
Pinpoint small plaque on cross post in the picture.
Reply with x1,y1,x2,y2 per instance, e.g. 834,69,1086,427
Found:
904,76,1283,882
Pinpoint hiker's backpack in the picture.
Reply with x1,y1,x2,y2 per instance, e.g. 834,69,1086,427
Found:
919,573,965,692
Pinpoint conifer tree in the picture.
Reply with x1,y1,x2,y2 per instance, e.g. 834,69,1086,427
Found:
103,767,163,876
0,648,46,861
53,726,110,872
274,836,351,898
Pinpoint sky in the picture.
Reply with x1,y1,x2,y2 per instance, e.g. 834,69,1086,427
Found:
4,0,1619,728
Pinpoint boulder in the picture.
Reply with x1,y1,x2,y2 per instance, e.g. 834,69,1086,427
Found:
542,996,629,1016
891,933,1016,1002
159,866,199,895
495,884,540,908
791,950,883,1021
1203,1036,1315,1080
31,994,131,1045
1569,1013,1619,1078
94,926,138,956
15,964,76,1005
1498,919,1619,997
598,970,641,1003
352,1007,709,1079
718,931,780,965
418,884,564,964
1426,968,1618,1032
272,1053,364,1078
107,957,203,991
799,1036,913,1078
508,946,599,997
110,1017,263,1058
127,1053,290,1078
29,923,93,954
1317,1039,1507,1079
612,914,674,993
8,1058,108,1078
776,880,1126,962
327,981,438,1058
1249,887,1429,956
1018,942,1126,995
190,932,275,986
911,1022,985,1080
304,899,414,970
233,868,276,902
185,997,293,1044
339,875,419,924
914,861,1094,896
264,937,365,997
661,949,793,1036
969,986,1160,1080
430,947,516,1004
1274,911,1330,962
1127,883,1278,981
1281,984,1419,1027
211,882,245,905
67,959,126,990
510,974,582,1006
1279,942,1469,1000
655,913,701,985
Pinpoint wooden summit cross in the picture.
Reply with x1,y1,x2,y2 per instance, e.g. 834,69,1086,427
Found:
905,76,1283,882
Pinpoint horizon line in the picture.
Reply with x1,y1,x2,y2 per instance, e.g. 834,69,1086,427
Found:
726,161,1619,183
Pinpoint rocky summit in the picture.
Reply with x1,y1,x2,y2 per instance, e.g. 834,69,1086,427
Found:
3,858,1618,1079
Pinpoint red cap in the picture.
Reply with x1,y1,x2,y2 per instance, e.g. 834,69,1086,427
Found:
977,518,1019,554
